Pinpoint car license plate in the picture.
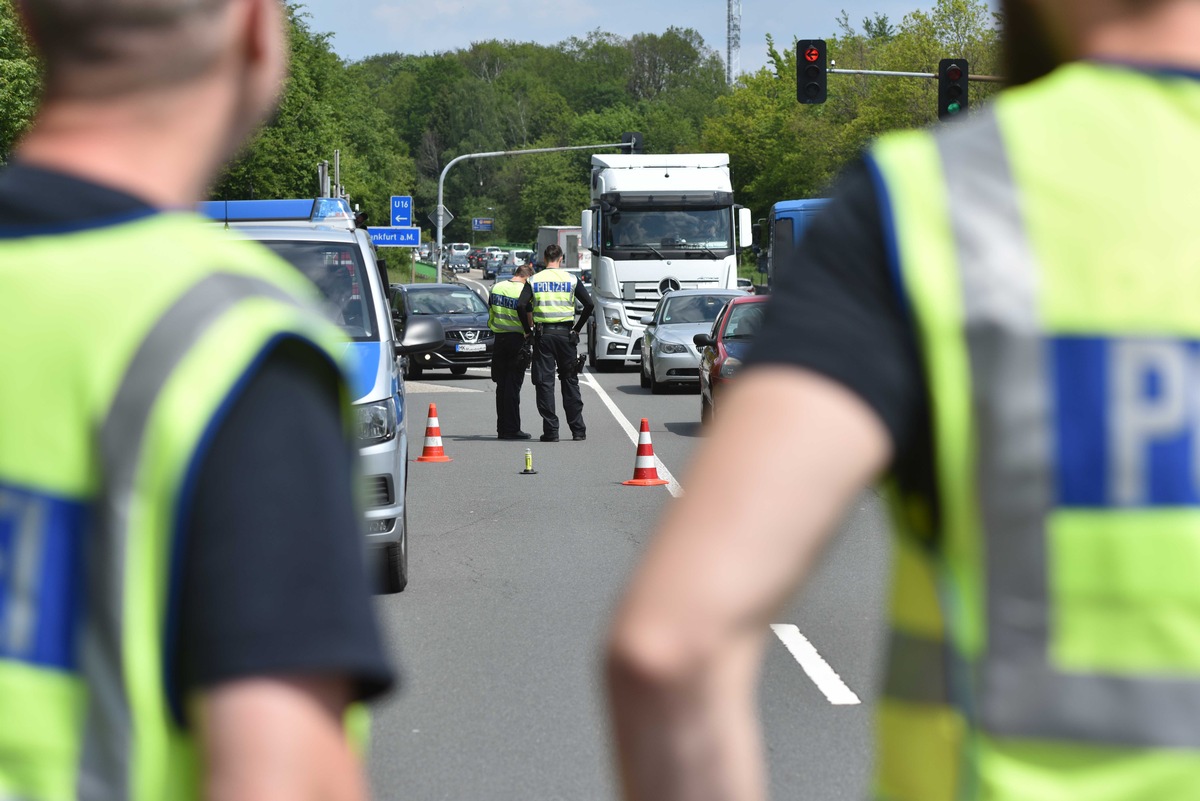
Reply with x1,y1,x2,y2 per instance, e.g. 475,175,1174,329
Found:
456,343,485,353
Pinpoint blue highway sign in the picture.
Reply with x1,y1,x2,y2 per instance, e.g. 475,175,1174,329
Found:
369,226,421,247
472,217,495,232
391,195,413,227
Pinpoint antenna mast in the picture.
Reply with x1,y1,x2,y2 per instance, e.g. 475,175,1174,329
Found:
726,0,741,85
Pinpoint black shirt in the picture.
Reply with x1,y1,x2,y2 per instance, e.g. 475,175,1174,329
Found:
744,160,934,500
0,163,394,719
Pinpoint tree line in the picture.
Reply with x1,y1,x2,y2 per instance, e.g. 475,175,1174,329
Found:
0,0,1000,246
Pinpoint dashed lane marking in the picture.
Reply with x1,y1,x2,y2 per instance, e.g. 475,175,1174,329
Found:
579,367,683,498
770,624,861,705
580,370,857,702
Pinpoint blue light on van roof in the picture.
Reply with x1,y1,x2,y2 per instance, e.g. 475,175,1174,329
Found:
198,198,355,223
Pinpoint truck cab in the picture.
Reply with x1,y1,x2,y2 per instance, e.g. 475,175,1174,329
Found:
763,198,830,289
580,154,752,371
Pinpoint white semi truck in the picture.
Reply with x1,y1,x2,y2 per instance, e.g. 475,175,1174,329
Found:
580,153,752,371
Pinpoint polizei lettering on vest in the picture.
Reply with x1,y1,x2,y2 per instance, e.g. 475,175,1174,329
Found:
533,281,574,293
491,294,520,310
1053,337,1200,507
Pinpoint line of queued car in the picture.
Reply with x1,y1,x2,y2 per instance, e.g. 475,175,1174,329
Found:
389,283,494,378
637,288,766,423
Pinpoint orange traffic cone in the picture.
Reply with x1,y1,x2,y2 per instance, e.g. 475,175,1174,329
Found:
416,403,452,463
623,418,670,487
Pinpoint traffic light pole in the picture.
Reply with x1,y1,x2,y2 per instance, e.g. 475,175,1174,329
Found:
434,141,633,283
826,67,1003,82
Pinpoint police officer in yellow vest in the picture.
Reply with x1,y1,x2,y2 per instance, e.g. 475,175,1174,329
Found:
0,2,392,800
490,263,535,439
607,1,1200,799
520,243,594,442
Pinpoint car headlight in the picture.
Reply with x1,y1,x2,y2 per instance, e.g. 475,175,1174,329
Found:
719,356,743,379
659,341,688,354
357,399,397,445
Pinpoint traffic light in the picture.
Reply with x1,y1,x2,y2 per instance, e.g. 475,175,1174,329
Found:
797,40,827,104
938,59,969,120
621,131,644,155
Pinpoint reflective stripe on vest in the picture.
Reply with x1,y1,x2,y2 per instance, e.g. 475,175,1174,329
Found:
489,279,524,333
871,63,1200,799
530,269,576,324
0,214,351,801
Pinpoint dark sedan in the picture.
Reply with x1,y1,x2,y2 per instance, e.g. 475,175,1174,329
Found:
483,254,504,280
390,284,494,377
694,295,768,423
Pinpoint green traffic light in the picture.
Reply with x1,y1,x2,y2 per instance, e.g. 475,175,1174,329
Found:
948,102,962,114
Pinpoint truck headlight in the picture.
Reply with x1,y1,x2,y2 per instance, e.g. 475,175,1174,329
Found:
357,399,397,445
605,314,627,336
659,342,687,354
719,357,743,379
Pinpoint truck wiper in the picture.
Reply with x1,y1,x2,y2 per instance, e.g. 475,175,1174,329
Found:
636,243,666,260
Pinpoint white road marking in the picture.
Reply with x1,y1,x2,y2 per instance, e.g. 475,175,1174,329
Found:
404,381,483,394
770,624,861,705
579,368,683,498
581,371,856,700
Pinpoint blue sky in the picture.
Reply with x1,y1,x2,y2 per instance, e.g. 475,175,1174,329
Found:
296,0,998,74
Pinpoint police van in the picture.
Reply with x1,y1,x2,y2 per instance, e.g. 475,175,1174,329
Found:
200,198,443,593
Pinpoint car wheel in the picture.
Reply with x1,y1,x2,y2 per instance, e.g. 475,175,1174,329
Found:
450,366,468,376
405,362,422,379
640,357,650,389
701,392,713,425
376,511,408,594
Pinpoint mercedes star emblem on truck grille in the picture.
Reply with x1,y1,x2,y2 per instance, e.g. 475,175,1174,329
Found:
659,278,681,296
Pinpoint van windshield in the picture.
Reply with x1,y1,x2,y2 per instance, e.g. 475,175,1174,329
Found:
260,241,378,341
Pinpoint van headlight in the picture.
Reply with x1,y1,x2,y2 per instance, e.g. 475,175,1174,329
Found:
357,399,397,445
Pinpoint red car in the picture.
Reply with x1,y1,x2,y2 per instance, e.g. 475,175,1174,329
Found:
694,294,769,423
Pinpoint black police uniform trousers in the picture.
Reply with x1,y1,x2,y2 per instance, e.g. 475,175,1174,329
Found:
532,324,585,438
492,331,527,436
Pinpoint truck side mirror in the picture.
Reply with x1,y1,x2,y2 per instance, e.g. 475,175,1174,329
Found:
580,209,595,251
737,208,753,249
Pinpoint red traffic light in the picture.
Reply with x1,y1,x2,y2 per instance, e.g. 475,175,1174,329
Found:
946,64,963,81
805,47,820,63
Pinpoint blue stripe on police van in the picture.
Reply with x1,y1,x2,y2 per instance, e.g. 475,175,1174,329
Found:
342,341,383,401
0,483,88,671
1054,336,1200,507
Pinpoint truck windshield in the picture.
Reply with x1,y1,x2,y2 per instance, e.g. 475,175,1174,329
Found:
260,240,377,341
603,207,731,253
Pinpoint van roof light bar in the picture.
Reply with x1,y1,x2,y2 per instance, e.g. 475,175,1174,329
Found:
197,198,355,224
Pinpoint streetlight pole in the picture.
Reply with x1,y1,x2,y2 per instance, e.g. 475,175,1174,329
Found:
435,141,632,283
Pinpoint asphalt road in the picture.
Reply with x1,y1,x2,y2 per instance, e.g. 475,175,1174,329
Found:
367,275,892,800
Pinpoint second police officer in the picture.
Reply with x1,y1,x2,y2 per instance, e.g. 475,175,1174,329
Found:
489,263,535,439
521,244,594,442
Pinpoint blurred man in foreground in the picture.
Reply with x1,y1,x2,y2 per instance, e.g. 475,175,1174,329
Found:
607,1,1200,799
0,1,391,799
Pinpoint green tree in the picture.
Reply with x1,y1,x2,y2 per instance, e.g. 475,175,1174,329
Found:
0,0,40,163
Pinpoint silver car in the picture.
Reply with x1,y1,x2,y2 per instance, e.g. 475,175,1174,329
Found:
640,289,746,393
